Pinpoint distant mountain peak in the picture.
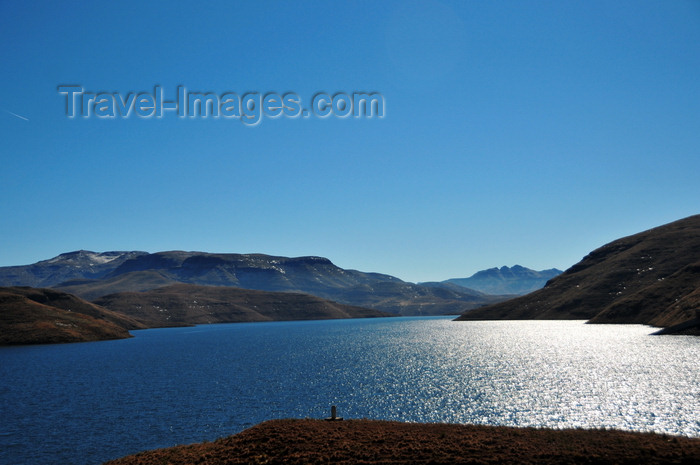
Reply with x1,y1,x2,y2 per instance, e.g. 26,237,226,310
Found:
444,265,563,295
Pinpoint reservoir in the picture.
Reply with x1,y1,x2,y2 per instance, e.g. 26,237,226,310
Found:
1,316,698,465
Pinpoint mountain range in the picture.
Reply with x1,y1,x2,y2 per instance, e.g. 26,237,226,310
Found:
0,251,509,316
437,265,562,295
456,214,700,334
0,251,530,344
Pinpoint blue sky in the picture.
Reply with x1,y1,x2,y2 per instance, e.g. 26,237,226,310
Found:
1,0,698,283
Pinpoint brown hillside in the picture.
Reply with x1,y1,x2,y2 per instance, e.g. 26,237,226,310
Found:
0,287,142,345
93,283,392,327
104,418,700,465
456,215,700,332
590,261,700,327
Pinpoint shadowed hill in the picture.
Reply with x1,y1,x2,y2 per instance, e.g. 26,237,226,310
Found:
93,283,392,327
456,215,700,333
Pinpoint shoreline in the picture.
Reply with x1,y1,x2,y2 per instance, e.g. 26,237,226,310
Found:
104,418,700,464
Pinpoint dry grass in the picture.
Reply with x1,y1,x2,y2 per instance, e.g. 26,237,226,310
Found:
104,419,700,465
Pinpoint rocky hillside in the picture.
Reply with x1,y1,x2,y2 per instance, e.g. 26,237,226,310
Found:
94,283,392,327
0,287,143,345
456,215,700,334
443,265,562,295
0,251,509,315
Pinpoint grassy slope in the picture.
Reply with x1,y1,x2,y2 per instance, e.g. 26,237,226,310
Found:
0,287,143,344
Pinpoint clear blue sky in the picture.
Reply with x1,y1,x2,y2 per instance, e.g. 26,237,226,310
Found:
1,0,698,283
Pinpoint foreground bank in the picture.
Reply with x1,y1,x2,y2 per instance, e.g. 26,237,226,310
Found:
104,419,700,465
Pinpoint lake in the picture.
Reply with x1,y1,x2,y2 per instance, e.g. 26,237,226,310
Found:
1,316,698,465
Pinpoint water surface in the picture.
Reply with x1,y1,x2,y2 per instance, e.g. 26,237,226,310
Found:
1,317,698,465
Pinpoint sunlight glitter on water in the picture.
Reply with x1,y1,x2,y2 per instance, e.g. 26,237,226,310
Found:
351,319,699,436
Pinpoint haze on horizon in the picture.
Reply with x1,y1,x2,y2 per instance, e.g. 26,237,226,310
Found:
1,0,698,283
